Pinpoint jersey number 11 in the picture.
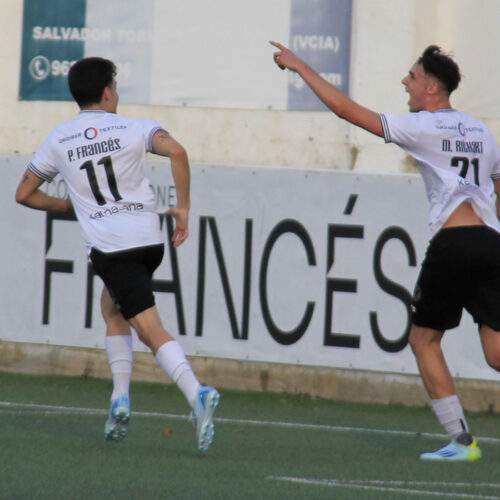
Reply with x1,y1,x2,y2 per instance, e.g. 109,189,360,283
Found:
80,155,123,206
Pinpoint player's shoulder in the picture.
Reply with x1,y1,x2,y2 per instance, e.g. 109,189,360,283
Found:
415,109,491,134
46,112,162,145
382,110,431,134
432,108,487,128
447,109,496,140
110,114,163,134
41,115,82,148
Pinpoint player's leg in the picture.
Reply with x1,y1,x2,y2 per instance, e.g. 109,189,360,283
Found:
409,325,470,441
91,244,220,450
409,326,454,399
409,325,470,437
102,286,133,400
409,325,480,461
475,227,500,372
128,306,220,451
479,325,500,371
409,228,481,461
127,305,200,406
101,286,133,441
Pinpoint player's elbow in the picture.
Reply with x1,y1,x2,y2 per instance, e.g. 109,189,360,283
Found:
328,98,353,121
332,104,360,126
169,142,187,160
15,187,29,206
15,185,38,207
168,143,189,166
322,98,343,118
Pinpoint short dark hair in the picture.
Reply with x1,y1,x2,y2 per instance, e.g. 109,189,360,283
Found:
68,57,117,108
418,45,461,95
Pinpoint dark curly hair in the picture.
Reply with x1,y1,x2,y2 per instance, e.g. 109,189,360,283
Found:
68,57,117,108
418,45,461,95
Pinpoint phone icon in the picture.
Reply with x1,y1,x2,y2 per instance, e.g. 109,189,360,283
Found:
29,56,50,81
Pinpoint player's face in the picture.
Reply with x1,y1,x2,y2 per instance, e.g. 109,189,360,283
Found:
401,63,428,112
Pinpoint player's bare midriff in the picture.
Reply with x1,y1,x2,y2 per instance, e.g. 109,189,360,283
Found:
442,201,485,228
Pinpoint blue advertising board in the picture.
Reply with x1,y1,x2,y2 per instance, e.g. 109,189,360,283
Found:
19,0,153,104
19,0,86,101
288,0,352,111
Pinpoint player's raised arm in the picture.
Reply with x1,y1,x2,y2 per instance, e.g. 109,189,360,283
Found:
270,41,383,138
151,129,190,247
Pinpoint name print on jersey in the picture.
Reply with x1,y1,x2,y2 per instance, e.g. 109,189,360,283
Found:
441,139,484,154
67,137,122,162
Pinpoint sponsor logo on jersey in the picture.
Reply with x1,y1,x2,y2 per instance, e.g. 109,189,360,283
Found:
59,133,82,144
435,122,484,135
84,127,98,140
464,126,484,133
436,124,457,131
89,202,144,219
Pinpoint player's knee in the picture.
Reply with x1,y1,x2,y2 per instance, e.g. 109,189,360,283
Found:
479,326,500,371
408,326,441,358
101,303,121,323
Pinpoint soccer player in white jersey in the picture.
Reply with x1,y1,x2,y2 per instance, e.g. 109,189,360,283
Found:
271,42,500,462
15,57,220,452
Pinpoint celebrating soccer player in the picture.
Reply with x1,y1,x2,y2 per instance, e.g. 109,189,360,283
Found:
271,40,500,462
15,57,220,452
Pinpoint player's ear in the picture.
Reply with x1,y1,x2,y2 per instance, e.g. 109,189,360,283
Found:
102,85,111,102
426,77,441,95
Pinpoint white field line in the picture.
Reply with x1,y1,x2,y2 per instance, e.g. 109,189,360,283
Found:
348,481,500,488
0,400,499,444
268,476,500,499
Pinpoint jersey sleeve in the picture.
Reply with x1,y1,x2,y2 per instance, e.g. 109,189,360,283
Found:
379,113,421,149
28,133,60,183
136,119,164,153
490,141,500,181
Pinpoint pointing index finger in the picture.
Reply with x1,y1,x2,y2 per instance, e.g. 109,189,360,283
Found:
269,40,285,50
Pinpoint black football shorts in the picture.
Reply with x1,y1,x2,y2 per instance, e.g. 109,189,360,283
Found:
412,225,500,331
90,244,164,319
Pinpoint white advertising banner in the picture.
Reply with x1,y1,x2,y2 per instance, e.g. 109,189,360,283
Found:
1,154,494,381
19,0,352,110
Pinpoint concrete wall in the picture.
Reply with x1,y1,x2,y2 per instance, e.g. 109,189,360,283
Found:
2,0,500,410
2,341,499,413
3,0,500,172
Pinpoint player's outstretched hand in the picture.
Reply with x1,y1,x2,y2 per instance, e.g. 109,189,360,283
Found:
165,206,189,247
269,41,302,72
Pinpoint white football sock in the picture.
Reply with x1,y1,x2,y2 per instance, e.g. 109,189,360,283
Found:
431,395,469,440
155,340,201,406
105,335,133,401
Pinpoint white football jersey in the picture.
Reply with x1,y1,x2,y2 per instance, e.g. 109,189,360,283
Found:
380,109,500,235
29,110,166,253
